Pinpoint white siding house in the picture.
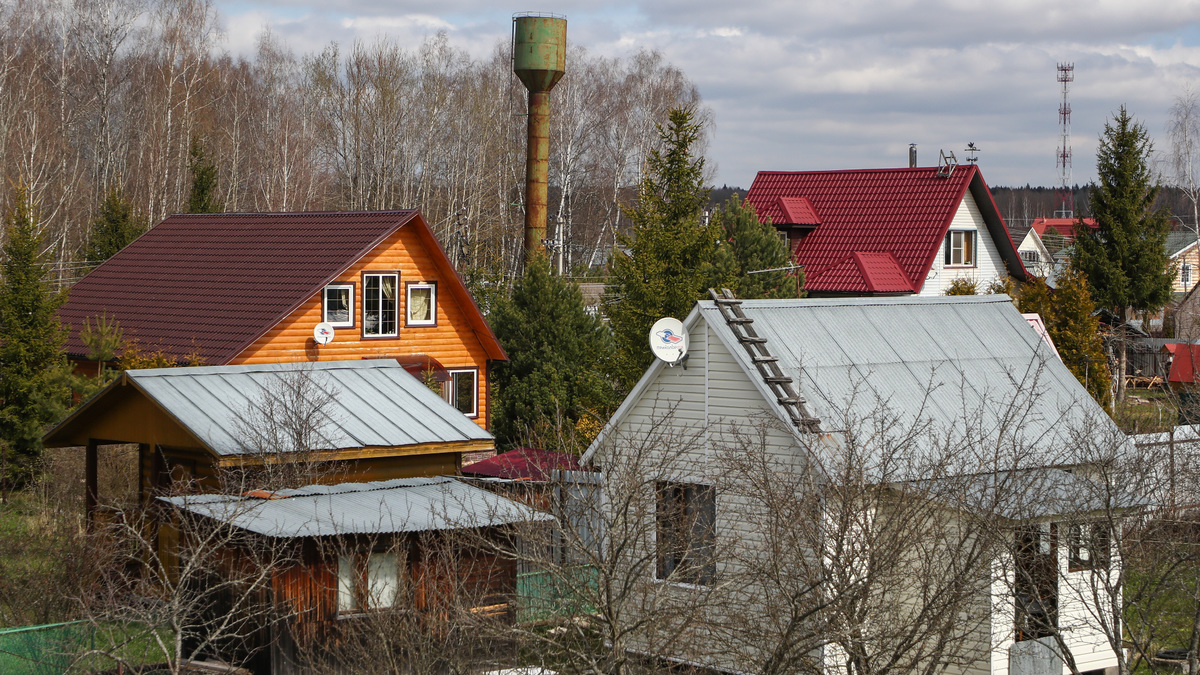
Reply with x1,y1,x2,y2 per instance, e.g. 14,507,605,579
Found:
584,295,1131,675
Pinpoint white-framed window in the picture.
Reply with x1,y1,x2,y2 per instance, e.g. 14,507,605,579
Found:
337,550,401,613
445,369,477,417
1020,249,1040,264
1183,263,1193,287
363,273,398,337
655,481,716,585
944,230,977,267
323,284,355,328
406,282,437,327
1067,522,1110,571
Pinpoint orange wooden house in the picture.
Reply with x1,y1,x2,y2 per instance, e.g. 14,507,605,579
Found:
59,210,506,429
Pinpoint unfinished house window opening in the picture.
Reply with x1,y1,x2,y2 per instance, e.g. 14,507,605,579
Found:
656,481,715,585
1067,522,1111,571
1015,523,1058,641
363,273,398,337
406,282,436,326
945,230,977,267
444,369,477,417
323,284,354,328
337,550,401,613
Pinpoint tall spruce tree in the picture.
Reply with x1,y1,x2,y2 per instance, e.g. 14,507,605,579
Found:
0,187,71,491
82,184,146,269
606,107,720,391
489,255,615,448
1072,106,1173,402
707,194,801,299
187,136,221,214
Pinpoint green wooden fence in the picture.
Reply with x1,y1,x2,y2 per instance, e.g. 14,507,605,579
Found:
0,621,93,675
516,565,598,623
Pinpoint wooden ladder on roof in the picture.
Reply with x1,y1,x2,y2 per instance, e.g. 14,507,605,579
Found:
708,288,821,433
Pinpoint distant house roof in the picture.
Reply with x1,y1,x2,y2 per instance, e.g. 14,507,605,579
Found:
745,165,1026,294
1030,217,1097,238
44,360,492,455
588,295,1122,473
1169,344,1200,385
58,210,505,364
1168,231,1199,258
1022,313,1061,360
161,476,551,538
462,447,588,480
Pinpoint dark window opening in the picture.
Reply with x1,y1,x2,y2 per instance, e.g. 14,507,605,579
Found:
1015,523,1058,641
656,481,715,585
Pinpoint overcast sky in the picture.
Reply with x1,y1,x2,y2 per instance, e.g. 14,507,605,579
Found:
214,0,1200,189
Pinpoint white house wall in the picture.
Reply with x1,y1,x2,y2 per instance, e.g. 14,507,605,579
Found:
920,192,1009,296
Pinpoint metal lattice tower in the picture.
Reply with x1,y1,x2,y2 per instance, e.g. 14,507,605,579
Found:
1055,63,1074,219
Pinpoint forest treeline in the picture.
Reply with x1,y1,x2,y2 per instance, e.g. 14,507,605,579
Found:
0,0,707,289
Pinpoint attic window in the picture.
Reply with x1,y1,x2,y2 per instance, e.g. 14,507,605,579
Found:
363,273,398,337
945,230,976,267
656,481,715,585
323,284,354,328
406,282,436,327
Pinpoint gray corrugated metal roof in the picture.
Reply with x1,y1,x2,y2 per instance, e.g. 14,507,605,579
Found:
695,295,1125,472
160,476,551,538
126,360,491,455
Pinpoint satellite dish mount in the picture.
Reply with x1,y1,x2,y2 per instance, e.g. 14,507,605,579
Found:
649,317,689,368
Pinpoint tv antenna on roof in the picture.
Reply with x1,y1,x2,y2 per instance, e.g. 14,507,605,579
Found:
964,142,980,163
649,317,689,367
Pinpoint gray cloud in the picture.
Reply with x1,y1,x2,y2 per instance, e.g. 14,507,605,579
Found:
215,0,1200,190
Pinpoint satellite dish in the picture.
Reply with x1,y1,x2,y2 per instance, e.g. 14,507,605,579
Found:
649,317,688,365
313,322,335,346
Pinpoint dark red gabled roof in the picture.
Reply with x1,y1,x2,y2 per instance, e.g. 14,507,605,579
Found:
746,165,1025,294
1169,345,1200,385
59,210,506,365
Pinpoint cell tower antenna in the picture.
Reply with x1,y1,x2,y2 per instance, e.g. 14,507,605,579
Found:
1055,63,1074,219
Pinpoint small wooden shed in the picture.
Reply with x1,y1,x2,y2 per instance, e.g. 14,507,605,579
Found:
41,360,495,527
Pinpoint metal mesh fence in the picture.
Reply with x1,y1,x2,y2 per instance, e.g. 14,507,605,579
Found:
0,621,93,675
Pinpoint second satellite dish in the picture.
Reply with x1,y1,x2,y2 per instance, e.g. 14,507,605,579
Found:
649,317,688,365
313,322,335,346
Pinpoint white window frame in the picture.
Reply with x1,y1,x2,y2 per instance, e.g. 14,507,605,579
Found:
945,230,977,267
322,284,355,328
1184,262,1192,287
337,550,401,613
445,368,478,418
406,282,437,327
363,273,399,338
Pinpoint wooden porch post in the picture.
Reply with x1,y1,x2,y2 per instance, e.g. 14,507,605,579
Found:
85,439,98,531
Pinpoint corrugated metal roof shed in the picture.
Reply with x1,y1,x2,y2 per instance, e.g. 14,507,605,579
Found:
693,295,1123,468
54,360,491,455
160,476,551,538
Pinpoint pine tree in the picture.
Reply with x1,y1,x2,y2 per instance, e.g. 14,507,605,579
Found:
490,255,615,448
1016,276,1054,320
606,107,720,391
0,186,71,491
707,194,801,299
187,136,222,214
1049,269,1113,408
1072,106,1173,402
82,184,146,269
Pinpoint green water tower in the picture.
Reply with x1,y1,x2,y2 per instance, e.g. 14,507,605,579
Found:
513,13,566,259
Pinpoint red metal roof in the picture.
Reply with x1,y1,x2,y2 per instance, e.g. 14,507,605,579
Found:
809,252,914,294
461,447,587,481
59,210,506,365
746,165,1023,294
776,196,821,226
1031,217,1097,237
1169,345,1200,385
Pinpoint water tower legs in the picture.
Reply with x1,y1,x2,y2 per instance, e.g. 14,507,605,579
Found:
524,90,550,257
